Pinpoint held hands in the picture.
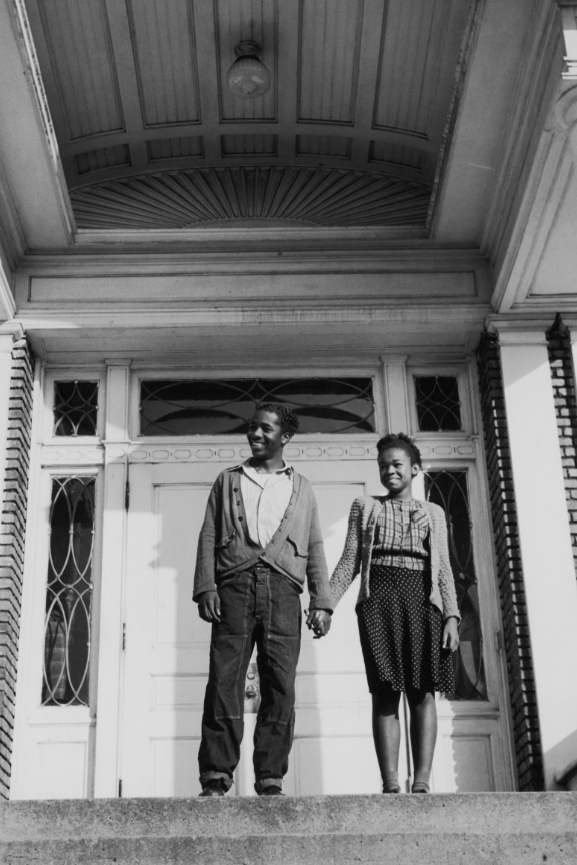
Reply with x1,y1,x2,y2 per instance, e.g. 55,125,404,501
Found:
198,590,221,623
305,609,332,639
442,616,460,652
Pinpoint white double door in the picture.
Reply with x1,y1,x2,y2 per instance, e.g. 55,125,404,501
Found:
119,454,513,797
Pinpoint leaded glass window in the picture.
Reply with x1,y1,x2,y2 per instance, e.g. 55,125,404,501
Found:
425,470,487,700
140,378,375,436
54,381,99,436
415,376,462,432
42,477,96,707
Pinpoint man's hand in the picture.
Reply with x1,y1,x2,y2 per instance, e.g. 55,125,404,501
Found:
198,590,221,623
442,617,460,652
306,609,332,639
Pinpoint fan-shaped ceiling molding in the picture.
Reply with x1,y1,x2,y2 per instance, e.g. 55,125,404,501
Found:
70,167,431,229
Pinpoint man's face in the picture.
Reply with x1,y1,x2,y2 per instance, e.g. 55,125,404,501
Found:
247,409,289,461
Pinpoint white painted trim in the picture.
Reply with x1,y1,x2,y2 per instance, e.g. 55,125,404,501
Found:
493,328,548,346
499,336,577,788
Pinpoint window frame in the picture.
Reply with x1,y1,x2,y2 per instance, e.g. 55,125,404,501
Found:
44,369,106,443
407,364,475,437
129,366,387,442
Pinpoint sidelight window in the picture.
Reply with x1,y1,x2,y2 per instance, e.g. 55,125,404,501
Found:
425,469,487,701
42,476,96,707
139,378,375,435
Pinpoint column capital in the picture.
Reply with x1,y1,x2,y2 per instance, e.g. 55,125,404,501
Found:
105,358,132,367
0,321,24,349
380,354,408,366
557,2,577,80
488,320,549,346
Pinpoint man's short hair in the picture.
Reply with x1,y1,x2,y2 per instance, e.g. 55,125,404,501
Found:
256,403,300,437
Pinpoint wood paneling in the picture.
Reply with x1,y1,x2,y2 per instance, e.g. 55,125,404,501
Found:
297,136,352,159
37,0,123,139
147,137,204,162
373,0,451,137
298,0,363,125
75,145,130,176
369,141,425,171
24,0,471,227
221,135,277,156
128,0,201,127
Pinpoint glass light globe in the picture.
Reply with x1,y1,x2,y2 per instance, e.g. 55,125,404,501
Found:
226,41,271,99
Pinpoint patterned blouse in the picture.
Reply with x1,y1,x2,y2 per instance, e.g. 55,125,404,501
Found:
371,498,430,571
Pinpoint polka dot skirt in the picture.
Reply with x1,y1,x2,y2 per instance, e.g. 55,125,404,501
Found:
357,564,455,694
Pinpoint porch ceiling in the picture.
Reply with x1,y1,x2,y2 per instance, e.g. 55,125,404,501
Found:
24,0,471,231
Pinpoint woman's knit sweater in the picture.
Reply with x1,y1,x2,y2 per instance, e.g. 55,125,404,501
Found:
330,495,460,621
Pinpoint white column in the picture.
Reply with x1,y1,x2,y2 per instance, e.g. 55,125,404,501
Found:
93,360,131,798
498,328,577,788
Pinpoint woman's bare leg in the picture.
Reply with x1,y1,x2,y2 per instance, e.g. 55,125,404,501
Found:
372,685,402,791
406,688,437,791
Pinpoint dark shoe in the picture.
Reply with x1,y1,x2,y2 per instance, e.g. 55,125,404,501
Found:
200,778,228,797
256,784,283,796
382,784,401,794
411,782,430,794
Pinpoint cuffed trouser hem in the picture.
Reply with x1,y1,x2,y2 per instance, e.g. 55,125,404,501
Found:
199,771,233,792
255,777,283,792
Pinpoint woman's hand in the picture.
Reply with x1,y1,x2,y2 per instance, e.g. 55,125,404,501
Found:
198,590,221,623
306,609,332,639
442,617,460,652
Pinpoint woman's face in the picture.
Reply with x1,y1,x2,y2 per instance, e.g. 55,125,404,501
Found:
377,447,419,497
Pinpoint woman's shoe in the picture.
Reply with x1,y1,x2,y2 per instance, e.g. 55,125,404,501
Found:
411,782,430,793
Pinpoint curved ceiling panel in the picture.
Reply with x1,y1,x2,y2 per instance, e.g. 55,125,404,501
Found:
70,166,431,229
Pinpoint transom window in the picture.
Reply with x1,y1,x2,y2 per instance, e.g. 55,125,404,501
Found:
139,378,376,436
53,380,99,437
414,375,462,432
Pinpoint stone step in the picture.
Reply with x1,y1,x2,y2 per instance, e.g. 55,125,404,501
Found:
0,793,576,865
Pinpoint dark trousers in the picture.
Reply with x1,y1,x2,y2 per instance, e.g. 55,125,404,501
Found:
198,565,302,790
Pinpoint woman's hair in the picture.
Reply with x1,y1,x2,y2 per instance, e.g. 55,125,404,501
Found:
376,432,422,467
255,403,300,437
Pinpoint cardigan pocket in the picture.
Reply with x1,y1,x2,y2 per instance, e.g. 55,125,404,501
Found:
287,535,308,558
215,530,236,549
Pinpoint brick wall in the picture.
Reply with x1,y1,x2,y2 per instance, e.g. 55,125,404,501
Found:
476,331,544,791
0,338,34,799
546,316,577,576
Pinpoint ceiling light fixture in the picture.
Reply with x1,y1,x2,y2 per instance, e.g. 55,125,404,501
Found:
226,40,271,99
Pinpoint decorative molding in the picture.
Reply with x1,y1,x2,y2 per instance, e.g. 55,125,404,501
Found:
417,440,477,460
69,166,431,230
40,445,104,467
10,0,59,171
39,438,480,467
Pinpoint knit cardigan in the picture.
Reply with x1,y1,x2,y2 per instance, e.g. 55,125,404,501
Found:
329,496,460,621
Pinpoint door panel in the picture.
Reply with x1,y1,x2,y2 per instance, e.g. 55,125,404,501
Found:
119,456,512,796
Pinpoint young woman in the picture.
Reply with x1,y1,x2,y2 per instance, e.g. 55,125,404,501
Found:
330,433,460,793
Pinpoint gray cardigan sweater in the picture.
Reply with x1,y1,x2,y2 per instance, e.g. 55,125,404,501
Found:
193,465,333,611
330,496,460,621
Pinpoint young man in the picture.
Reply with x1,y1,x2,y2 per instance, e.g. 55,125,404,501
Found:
193,403,333,796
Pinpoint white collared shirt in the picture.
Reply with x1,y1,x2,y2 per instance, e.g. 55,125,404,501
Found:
239,460,294,548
